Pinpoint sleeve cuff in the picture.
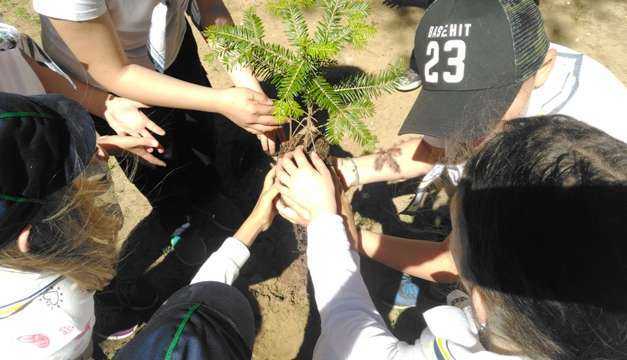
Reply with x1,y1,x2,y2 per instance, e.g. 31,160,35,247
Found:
307,214,351,252
33,1,108,22
219,237,251,269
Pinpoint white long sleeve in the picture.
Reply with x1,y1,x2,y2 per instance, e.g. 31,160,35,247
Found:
190,237,250,286
307,214,422,360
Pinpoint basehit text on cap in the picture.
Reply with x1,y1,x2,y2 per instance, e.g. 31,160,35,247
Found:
428,24,472,39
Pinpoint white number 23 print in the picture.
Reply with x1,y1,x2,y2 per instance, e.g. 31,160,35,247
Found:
424,40,466,84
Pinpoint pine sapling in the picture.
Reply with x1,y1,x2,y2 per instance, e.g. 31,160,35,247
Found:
204,0,403,157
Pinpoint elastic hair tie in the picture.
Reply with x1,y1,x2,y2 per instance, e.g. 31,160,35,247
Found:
0,112,56,120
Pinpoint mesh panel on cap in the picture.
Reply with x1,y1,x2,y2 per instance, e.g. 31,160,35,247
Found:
500,0,550,81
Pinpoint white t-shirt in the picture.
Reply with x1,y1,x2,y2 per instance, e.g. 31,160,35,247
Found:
524,43,627,143
0,269,95,359
33,0,190,86
0,237,250,360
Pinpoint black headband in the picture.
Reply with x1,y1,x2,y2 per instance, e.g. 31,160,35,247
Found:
0,92,96,248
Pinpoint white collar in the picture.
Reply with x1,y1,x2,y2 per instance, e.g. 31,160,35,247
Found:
0,267,61,307
526,43,583,116
423,305,527,360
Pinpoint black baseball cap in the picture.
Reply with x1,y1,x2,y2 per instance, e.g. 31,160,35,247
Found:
399,0,550,140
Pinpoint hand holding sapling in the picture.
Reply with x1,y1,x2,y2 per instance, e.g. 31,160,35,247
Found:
214,87,279,135
258,128,287,155
276,198,310,225
276,147,337,222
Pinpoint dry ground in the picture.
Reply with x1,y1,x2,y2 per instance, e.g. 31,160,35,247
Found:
1,1,626,359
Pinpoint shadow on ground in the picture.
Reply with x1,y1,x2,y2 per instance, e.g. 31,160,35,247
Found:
351,178,454,342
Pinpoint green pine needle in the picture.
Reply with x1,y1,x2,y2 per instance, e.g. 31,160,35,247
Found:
308,75,344,113
274,98,305,123
277,6,309,48
277,60,310,100
204,21,297,79
326,100,376,149
268,0,316,16
243,8,266,40
204,1,398,151
305,41,340,61
333,61,405,104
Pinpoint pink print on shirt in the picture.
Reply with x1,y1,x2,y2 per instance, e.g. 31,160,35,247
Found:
75,321,91,340
17,334,50,348
59,325,75,336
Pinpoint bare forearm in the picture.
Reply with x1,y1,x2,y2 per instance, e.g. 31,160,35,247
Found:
234,216,263,248
48,15,224,114
338,137,443,186
26,56,108,118
358,230,458,282
111,64,222,112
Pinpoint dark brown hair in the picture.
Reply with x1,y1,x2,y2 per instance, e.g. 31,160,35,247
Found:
457,115,627,359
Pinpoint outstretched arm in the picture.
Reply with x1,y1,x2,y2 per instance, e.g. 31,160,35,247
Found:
276,148,422,359
46,14,278,135
308,215,422,359
24,54,165,140
336,136,443,187
191,169,280,285
357,231,458,283
336,189,458,283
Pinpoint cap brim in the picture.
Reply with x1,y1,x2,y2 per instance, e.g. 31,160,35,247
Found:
399,82,522,139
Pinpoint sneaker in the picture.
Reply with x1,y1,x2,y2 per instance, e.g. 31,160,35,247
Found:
93,282,159,338
93,302,146,340
395,68,422,92
106,325,138,341
386,274,421,309
401,164,447,215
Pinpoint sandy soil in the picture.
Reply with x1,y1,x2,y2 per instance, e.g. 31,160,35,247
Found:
1,1,626,359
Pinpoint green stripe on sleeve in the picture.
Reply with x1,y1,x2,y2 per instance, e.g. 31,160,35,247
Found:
0,112,56,120
165,303,201,360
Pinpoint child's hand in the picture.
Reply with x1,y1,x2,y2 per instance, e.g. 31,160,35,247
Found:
258,128,287,156
249,169,281,231
216,87,279,135
97,135,166,167
276,147,337,223
104,96,165,153
234,169,280,247
276,197,310,226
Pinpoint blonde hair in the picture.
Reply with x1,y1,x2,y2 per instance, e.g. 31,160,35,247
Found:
0,167,121,291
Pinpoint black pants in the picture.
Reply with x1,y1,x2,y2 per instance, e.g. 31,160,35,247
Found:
94,25,255,333
115,282,254,360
